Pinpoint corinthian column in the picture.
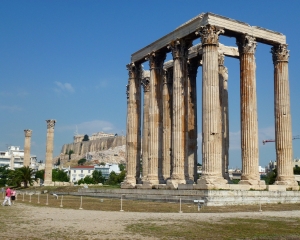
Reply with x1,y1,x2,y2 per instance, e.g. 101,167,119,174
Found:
162,66,173,181
122,63,142,188
141,70,150,182
197,25,228,189
218,54,229,179
146,51,166,185
44,119,56,185
271,44,298,189
23,129,32,167
167,39,191,188
237,35,263,187
187,58,199,183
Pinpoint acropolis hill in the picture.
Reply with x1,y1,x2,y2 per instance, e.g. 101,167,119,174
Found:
55,133,126,167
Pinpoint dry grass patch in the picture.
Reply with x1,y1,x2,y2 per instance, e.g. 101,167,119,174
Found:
126,218,300,240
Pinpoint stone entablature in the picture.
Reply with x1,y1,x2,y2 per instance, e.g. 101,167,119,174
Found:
124,12,297,191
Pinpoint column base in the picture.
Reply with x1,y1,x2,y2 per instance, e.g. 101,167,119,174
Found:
239,179,265,186
274,180,299,191
43,180,54,186
121,181,136,189
166,179,187,189
196,176,229,190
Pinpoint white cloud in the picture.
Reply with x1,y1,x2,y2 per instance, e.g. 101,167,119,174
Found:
58,120,115,135
96,80,108,89
0,105,23,112
54,81,75,93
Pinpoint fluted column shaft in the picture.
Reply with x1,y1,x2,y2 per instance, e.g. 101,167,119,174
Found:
218,54,229,179
199,25,226,185
141,74,150,181
162,67,173,180
10,154,14,170
272,44,296,186
187,58,199,182
44,119,56,185
170,39,190,182
125,64,141,185
147,52,166,184
23,129,32,167
237,35,260,183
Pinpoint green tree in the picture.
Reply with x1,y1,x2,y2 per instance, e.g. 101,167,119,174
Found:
52,169,69,182
79,175,95,184
106,170,126,185
10,166,35,188
35,170,45,181
0,165,10,187
294,166,300,175
119,164,125,171
265,169,277,185
92,170,105,184
100,162,105,166
82,134,89,141
78,158,86,165
68,150,74,160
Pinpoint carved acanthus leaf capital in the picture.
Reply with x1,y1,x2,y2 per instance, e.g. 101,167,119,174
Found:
218,53,225,66
271,44,289,63
46,119,56,130
147,51,166,70
24,129,32,137
236,34,257,54
168,39,192,60
199,25,224,46
141,77,150,92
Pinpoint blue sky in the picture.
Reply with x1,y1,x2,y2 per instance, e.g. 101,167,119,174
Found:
1,0,300,169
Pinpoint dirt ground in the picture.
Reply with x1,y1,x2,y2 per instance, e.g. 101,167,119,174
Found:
1,203,300,240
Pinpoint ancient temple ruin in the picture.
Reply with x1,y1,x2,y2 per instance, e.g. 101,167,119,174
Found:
122,12,298,190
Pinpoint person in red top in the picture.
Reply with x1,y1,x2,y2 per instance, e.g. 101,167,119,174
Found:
2,187,11,206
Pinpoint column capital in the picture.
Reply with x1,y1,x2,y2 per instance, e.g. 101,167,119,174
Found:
218,53,225,66
24,129,32,137
141,77,150,92
46,119,56,130
146,51,166,70
168,38,192,60
198,24,224,46
271,44,289,63
236,34,257,54
126,62,141,78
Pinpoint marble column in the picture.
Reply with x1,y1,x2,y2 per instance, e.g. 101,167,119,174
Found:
44,119,56,185
10,154,14,170
122,63,142,188
23,129,32,167
167,39,191,188
271,44,298,189
187,57,199,183
197,25,228,188
237,35,263,187
162,67,173,181
218,54,230,180
146,51,166,185
141,70,150,182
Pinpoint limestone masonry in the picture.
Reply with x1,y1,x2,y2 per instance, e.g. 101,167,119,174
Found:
123,12,297,190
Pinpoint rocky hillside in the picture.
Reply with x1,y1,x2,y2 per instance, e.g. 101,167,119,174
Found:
54,136,126,167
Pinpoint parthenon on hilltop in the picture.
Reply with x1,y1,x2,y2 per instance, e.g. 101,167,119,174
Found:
123,12,298,190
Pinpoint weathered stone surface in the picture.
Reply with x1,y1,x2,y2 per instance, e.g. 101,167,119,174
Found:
23,129,32,167
44,119,56,186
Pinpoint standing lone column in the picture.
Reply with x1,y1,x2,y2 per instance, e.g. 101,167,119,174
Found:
44,119,56,185
271,44,298,189
10,154,14,170
141,70,150,182
237,35,264,187
162,66,173,181
197,25,228,189
218,54,230,180
167,39,190,188
187,58,199,183
122,63,142,188
23,129,32,167
147,51,166,185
